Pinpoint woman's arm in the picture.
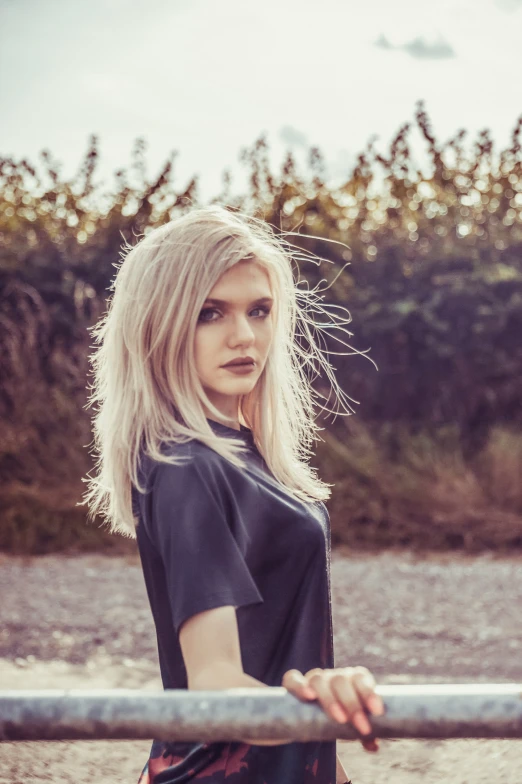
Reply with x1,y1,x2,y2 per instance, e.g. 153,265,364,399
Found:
180,604,293,746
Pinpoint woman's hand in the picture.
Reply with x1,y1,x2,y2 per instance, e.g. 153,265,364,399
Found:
282,666,385,753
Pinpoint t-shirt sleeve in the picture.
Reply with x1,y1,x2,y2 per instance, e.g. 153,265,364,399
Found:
151,452,264,636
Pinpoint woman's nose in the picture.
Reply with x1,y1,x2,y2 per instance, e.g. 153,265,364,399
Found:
229,316,255,341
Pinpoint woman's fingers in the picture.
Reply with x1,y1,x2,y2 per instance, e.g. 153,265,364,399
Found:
304,666,383,751
310,669,373,735
281,669,318,700
349,667,385,716
283,667,383,753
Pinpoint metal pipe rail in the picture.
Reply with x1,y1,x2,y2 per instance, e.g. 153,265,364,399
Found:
1,684,521,743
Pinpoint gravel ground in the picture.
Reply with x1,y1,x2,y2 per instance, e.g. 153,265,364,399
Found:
0,547,521,783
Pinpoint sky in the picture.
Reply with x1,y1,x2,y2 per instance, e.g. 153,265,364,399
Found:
1,0,522,205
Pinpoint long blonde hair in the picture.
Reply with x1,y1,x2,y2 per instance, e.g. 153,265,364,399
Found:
81,204,370,538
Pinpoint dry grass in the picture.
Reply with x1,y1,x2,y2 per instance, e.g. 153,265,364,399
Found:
319,418,522,552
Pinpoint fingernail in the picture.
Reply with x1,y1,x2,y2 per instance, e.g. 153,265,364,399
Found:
353,711,372,735
367,694,385,716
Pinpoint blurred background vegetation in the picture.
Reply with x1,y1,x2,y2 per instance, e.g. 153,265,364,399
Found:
1,100,521,555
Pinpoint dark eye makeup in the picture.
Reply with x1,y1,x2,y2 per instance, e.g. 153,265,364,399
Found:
198,305,272,324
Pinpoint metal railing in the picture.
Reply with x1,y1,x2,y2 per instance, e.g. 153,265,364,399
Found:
1,683,521,742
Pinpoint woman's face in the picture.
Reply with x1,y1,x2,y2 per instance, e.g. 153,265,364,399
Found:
194,260,274,422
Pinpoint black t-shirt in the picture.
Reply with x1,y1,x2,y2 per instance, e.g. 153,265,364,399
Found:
132,418,336,784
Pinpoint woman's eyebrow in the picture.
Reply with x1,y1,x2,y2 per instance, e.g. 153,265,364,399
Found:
203,296,274,307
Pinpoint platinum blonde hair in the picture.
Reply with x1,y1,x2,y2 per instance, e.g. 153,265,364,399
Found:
81,204,369,538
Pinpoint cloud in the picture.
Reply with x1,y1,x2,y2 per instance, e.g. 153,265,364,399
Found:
279,125,309,148
374,33,393,50
374,33,456,60
402,36,456,59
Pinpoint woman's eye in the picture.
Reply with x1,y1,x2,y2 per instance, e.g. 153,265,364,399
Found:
198,306,271,323
251,306,271,318
198,308,218,323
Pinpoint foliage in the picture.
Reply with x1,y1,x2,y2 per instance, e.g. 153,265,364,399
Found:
1,102,522,553
315,419,522,553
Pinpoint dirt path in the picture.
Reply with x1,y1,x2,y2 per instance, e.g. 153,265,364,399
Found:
0,549,520,783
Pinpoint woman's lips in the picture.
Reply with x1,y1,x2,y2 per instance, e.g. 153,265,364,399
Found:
222,362,256,374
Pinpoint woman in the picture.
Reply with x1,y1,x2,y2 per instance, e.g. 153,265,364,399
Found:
83,205,384,783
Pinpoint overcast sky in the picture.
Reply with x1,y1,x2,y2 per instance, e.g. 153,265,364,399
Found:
1,0,522,203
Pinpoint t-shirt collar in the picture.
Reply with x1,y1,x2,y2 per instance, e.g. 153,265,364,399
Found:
206,417,254,442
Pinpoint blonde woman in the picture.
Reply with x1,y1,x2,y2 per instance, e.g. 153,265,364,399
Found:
83,205,384,783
